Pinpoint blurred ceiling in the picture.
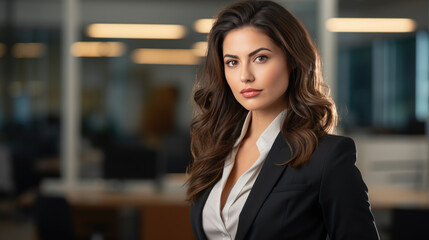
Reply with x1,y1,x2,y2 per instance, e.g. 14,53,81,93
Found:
0,0,427,48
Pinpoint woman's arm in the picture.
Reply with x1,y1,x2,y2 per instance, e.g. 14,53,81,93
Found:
319,137,380,240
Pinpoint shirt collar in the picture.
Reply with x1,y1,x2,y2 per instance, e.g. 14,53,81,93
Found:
233,111,252,148
256,110,287,153
233,109,287,153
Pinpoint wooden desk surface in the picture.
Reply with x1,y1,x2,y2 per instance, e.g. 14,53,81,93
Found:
41,181,429,210
369,185,429,210
66,190,189,207
41,175,190,207
62,187,429,213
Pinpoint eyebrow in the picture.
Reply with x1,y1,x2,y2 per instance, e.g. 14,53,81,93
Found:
223,47,272,59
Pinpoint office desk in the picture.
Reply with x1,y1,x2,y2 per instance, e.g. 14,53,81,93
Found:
369,185,429,210
68,190,193,240
41,180,194,240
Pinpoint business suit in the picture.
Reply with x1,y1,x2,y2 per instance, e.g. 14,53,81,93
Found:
190,134,379,240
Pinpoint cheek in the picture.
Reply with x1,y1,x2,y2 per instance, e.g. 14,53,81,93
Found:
264,66,290,93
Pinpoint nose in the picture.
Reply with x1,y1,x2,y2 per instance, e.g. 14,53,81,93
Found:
240,63,255,83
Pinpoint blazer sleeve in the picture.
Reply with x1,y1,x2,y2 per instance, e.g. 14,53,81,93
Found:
319,137,379,240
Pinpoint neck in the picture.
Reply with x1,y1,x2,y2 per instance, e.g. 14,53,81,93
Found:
247,107,285,140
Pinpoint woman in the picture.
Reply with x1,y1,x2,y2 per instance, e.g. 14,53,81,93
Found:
187,1,379,239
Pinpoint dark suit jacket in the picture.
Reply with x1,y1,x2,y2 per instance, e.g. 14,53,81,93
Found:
190,134,379,240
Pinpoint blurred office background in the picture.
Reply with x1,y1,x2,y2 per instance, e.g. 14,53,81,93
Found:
0,0,428,239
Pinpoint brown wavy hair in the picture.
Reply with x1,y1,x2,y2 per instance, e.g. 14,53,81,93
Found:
186,0,337,202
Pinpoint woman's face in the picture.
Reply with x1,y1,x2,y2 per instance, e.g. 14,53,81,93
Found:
223,26,290,114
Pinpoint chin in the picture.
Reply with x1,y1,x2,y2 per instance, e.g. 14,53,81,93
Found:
241,105,267,112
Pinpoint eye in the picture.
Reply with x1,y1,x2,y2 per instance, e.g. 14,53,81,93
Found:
225,60,237,67
255,55,268,63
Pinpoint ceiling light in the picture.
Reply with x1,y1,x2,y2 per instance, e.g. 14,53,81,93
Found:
87,23,186,39
326,18,417,33
132,49,200,65
71,42,126,57
194,19,215,33
192,41,208,57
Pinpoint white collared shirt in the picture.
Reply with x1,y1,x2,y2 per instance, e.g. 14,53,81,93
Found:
202,110,287,240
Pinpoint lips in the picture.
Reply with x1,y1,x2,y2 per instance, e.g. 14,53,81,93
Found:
240,88,262,98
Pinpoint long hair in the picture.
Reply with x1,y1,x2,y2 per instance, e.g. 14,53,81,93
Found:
186,0,337,203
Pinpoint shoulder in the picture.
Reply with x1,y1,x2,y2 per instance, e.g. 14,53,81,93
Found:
319,134,355,147
305,134,357,178
314,134,358,178
280,134,357,183
316,134,356,157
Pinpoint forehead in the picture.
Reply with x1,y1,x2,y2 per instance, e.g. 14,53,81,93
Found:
223,26,277,54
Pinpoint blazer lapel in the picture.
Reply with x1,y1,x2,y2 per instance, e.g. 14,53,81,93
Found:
192,184,214,240
235,133,290,240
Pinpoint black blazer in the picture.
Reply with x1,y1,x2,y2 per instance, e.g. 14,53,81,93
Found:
190,134,379,240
